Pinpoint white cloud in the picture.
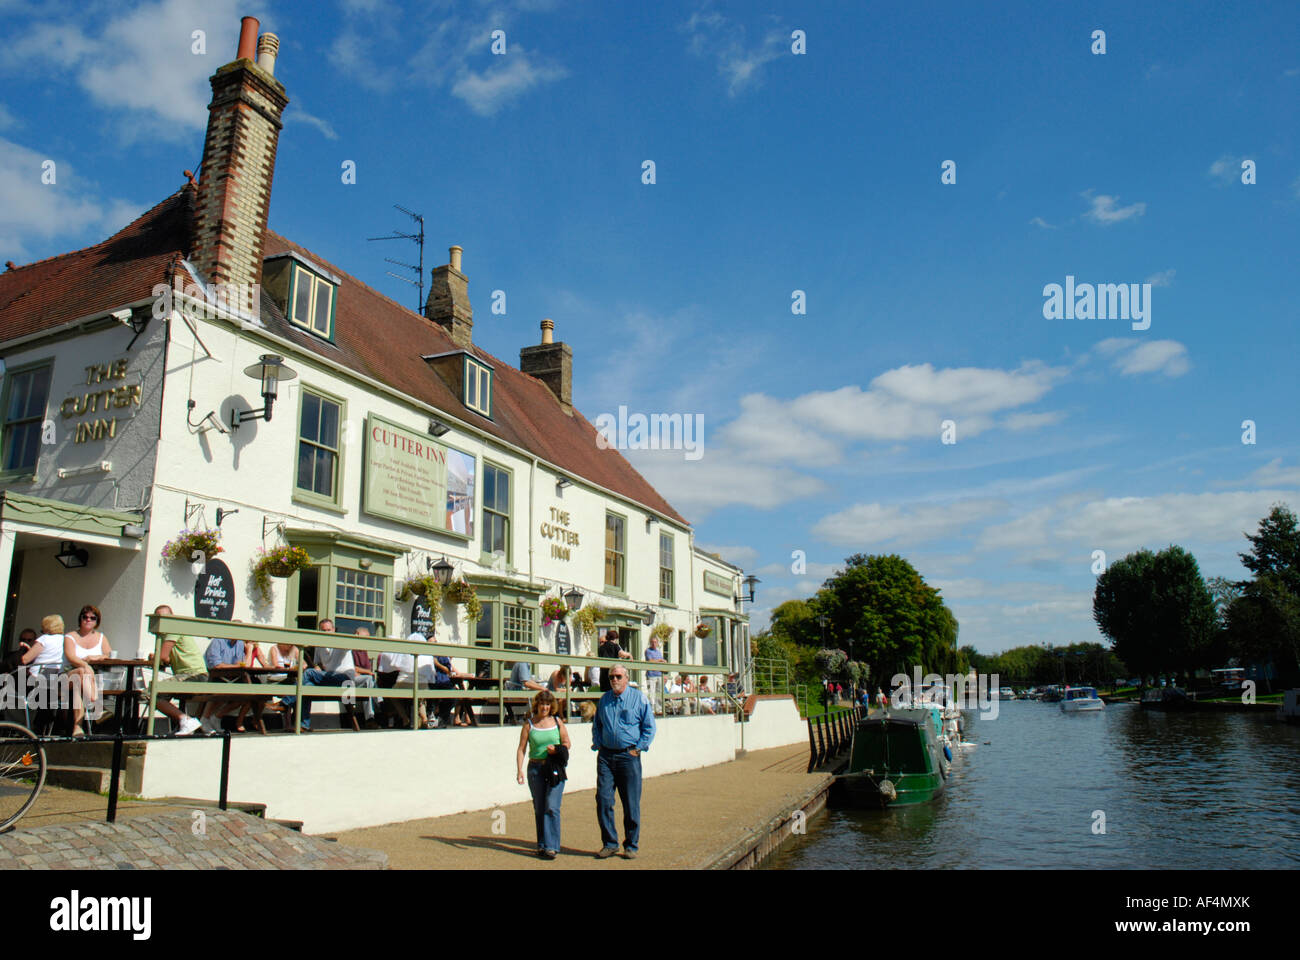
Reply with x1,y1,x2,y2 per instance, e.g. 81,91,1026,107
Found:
1081,191,1146,224
1208,155,1251,184
1145,269,1175,287
628,446,826,518
1248,459,1300,488
694,543,759,569
1094,338,1190,377
286,103,338,140
755,559,841,580
0,101,15,130
1029,216,1058,229
1001,410,1065,431
681,10,788,95
451,48,568,115
0,137,139,257
1,0,254,142
811,499,1005,548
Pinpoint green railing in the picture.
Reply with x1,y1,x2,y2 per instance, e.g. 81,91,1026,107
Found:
144,615,731,733
751,657,790,696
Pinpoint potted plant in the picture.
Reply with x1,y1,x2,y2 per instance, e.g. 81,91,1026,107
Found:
160,528,223,564
694,622,712,639
446,578,483,622
572,602,608,642
397,575,443,609
541,596,569,626
251,545,311,602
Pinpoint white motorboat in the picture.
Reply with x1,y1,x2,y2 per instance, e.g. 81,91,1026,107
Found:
998,686,1015,700
1059,685,1104,712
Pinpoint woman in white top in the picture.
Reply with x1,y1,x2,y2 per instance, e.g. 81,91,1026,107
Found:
20,614,67,678
64,604,112,736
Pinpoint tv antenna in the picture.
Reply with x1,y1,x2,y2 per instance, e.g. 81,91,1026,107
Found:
368,204,425,311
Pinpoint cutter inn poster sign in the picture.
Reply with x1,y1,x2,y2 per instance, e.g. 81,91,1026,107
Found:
363,414,477,537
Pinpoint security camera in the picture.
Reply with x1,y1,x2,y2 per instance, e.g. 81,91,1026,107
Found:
111,308,133,325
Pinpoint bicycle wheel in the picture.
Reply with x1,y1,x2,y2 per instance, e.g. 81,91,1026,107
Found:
0,721,46,831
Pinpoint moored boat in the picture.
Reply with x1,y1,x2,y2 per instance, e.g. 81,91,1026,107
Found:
829,715,947,809
1059,685,1104,712
1139,686,1195,711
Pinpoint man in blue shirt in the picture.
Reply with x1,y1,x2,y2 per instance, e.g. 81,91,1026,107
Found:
200,634,246,734
644,636,666,716
591,664,655,859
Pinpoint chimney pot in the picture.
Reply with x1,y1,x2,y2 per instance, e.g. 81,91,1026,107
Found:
449,245,463,273
236,16,260,61
541,318,554,344
256,33,280,75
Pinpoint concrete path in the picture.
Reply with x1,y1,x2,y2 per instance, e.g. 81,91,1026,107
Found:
328,744,827,869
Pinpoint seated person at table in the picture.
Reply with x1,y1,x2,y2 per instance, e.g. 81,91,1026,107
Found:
64,604,113,737
429,651,455,728
349,627,379,726
377,632,433,727
504,660,545,724
546,664,573,716
150,604,207,736
200,632,246,734
20,617,65,679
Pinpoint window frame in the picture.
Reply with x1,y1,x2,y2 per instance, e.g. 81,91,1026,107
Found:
604,510,627,595
658,531,675,604
480,459,512,565
288,264,337,341
462,355,492,418
0,358,54,484
291,384,347,513
284,540,394,636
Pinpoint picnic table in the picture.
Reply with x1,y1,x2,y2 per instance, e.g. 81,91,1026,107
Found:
91,658,152,734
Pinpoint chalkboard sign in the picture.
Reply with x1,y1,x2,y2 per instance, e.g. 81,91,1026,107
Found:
555,621,571,657
411,597,435,638
195,559,235,621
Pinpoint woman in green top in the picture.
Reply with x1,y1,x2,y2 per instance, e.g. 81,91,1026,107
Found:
515,690,571,859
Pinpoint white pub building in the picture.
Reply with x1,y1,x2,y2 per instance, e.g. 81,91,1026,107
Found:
0,18,754,696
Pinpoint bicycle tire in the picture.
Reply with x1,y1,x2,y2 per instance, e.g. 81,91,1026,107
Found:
0,721,46,832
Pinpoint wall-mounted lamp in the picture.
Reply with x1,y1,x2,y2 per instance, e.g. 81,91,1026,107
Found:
640,605,656,626
122,523,145,539
428,555,455,585
563,585,584,611
646,516,658,531
230,354,297,429
428,418,451,438
555,476,573,492
736,574,759,605
55,541,89,569
216,507,239,527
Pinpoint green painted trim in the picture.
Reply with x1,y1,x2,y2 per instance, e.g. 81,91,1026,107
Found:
292,383,347,512
604,509,627,593
463,354,492,418
283,526,408,558
480,458,512,564
658,530,676,604
288,263,336,342
0,490,143,537
465,573,548,597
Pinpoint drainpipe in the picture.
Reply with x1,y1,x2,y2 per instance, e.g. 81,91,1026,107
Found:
528,456,537,587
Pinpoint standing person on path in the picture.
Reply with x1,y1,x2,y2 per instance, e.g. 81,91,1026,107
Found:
592,665,655,859
597,629,632,692
516,690,571,859
644,635,666,715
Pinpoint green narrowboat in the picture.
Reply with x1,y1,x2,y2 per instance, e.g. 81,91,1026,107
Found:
828,715,947,809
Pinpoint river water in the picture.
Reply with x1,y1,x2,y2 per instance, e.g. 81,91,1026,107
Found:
768,700,1300,869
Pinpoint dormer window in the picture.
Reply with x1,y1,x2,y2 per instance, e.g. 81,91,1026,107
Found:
290,264,335,339
464,356,492,417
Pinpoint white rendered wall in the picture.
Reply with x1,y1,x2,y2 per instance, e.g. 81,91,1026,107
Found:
734,696,807,752
139,714,737,833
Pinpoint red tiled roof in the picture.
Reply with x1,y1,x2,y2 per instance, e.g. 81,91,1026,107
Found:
0,188,689,527
0,189,190,341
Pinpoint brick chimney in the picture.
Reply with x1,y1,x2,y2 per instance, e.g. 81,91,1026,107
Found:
520,318,573,413
190,16,288,316
425,245,473,347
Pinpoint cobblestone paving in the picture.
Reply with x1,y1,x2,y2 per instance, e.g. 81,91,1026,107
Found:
0,811,387,870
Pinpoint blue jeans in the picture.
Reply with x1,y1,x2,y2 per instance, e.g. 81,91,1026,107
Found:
526,763,565,852
281,669,353,729
596,748,642,852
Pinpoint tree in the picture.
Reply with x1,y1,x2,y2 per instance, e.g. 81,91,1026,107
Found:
1093,546,1216,679
1227,504,1300,683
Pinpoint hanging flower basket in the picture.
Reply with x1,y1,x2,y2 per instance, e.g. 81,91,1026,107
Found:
251,545,311,602
161,528,223,564
651,622,673,642
694,623,712,639
446,579,483,622
541,596,569,626
572,602,608,641
397,575,443,609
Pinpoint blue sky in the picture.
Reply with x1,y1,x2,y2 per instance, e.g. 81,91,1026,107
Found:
2,0,1298,653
